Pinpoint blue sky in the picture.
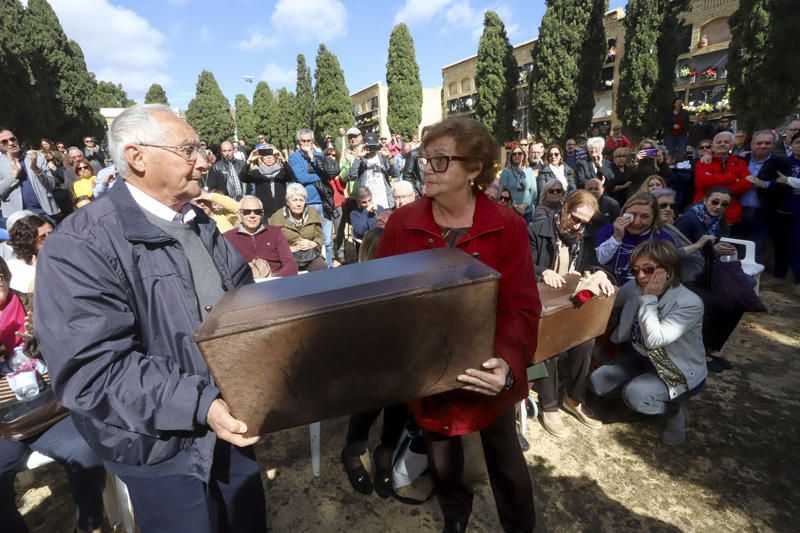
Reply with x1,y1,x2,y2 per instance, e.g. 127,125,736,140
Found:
47,0,626,111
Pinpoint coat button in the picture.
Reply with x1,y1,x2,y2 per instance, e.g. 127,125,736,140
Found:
442,425,450,431
427,238,434,244
204,305,213,312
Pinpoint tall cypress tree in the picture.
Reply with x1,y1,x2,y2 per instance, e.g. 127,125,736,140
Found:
566,0,608,138
0,0,41,142
275,88,298,151
252,81,278,142
295,54,314,130
528,0,586,143
616,0,662,138
96,81,135,108
474,11,518,142
234,94,258,147
313,44,353,142
144,83,169,105
386,23,423,139
185,70,234,148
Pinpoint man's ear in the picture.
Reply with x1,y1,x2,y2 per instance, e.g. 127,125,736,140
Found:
124,144,146,174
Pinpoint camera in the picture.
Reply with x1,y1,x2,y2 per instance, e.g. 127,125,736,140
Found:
258,148,274,156
363,133,380,152
643,148,658,157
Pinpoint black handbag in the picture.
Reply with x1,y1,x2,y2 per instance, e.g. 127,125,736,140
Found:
710,260,767,313
0,384,68,441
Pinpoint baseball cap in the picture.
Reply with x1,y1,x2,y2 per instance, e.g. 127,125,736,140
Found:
346,127,361,137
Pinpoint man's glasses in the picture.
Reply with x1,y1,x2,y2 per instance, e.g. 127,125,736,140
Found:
709,199,730,207
699,145,712,150
659,202,675,210
240,209,264,216
298,139,313,144
137,143,202,162
0,136,18,146
632,265,657,277
418,154,474,173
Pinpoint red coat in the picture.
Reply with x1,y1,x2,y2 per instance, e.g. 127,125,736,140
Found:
693,155,752,224
375,194,541,436
223,224,298,277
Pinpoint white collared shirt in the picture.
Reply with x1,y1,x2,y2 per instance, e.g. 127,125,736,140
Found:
125,181,196,224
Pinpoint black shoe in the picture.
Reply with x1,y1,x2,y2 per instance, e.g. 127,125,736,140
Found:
707,355,732,373
443,517,468,533
373,445,394,499
340,449,373,495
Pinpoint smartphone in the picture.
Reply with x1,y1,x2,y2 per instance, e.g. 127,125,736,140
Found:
643,148,658,157
622,213,634,222
258,148,274,156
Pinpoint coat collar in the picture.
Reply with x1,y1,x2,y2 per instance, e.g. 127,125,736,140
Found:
404,193,505,239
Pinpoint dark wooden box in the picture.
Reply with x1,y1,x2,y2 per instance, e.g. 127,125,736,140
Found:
194,248,500,436
532,273,616,363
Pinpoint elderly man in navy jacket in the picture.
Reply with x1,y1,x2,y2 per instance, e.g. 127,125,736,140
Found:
34,104,266,533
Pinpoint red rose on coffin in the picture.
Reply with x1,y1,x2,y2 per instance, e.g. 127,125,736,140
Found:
574,290,594,303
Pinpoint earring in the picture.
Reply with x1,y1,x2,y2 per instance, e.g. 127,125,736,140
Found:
469,179,474,187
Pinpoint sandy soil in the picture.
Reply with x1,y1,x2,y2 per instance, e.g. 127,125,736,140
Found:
16,275,800,532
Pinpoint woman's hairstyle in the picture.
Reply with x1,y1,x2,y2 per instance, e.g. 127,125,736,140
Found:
73,159,93,175
356,186,372,200
630,239,682,288
563,189,598,215
637,174,667,194
8,215,49,264
637,138,657,151
622,192,663,230
613,146,630,158
544,143,562,163
420,117,497,191
586,137,604,151
538,179,565,205
40,138,54,148
358,227,384,262
0,257,11,284
705,186,732,199
789,130,800,144
285,182,307,200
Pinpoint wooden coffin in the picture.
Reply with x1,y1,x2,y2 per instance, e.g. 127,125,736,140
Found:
194,248,499,436
532,273,616,363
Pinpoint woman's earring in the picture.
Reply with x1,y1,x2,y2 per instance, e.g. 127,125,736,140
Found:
469,179,475,187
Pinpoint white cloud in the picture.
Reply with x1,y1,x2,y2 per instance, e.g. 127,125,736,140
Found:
236,31,279,51
394,0,455,25
48,0,171,96
394,0,519,41
260,63,297,89
271,0,347,42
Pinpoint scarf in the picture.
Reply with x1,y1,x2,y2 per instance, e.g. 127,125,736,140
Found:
690,202,722,237
0,291,26,358
552,211,584,272
257,161,282,196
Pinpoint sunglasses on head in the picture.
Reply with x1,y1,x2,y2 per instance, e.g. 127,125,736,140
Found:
240,209,264,216
632,265,657,276
659,202,675,209
709,199,730,207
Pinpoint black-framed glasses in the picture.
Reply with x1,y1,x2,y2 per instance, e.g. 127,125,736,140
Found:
699,145,712,150
418,154,475,173
567,212,591,227
632,265,657,277
548,189,564,195
499,195,511,203
240,209,264,216
0,136,18,146
76,165,92,171
547,152,561,158
659,202,675,210
137,143,201,162
709,199,730,207
512,152,524,157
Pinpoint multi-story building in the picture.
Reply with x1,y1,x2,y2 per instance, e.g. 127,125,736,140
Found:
441,0,739,139
351,82,443,139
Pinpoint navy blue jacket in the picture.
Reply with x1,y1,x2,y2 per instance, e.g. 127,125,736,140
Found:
34,181,252,481
350,205,384,239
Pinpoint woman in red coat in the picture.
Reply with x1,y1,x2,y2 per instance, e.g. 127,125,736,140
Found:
694,131,753,224
375,117,540,533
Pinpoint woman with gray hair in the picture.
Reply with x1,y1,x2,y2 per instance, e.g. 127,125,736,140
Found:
268,182,326,271
239,143,294,218
574,136,613,188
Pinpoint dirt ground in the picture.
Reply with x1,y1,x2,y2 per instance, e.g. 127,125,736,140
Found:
16,275,800,532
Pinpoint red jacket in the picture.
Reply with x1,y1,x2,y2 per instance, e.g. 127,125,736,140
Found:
223,225,298,277
375,194,541,436
693,154,752,224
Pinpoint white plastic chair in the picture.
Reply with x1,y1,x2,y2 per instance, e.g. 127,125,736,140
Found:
720,237,765,294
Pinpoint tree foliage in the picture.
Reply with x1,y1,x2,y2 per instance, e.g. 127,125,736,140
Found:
234,94,258,147
252,81,279,143
313,44,353,142
144,83,169,105
96,80,135,108
295,54,314,130
474,11,518,142
566,0,608,138
386,23,423,139
616,0,662,137
185,70,234,149
729,0,799,131
274,88,298,151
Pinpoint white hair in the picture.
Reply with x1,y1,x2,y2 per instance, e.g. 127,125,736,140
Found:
285,182,307,200
238,195,263,209
295,128,314,143
713,131,735,143
108,104,172,178
392,180,414,196
587,137,604,150
5,210,35,233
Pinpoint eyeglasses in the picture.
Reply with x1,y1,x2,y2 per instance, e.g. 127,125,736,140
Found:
699,145,712,150
567,212,591,226
547,152,561,158
137,143,202,162
709,199,730,207
512,152,524,156
418,154,475,173
77,165,91,171
548,189,564,195
239,209,264,216
519,143,529,148
298,139,313,144
499,195,511,203
659,202,675,210
0,136,18,146
631,265,657,277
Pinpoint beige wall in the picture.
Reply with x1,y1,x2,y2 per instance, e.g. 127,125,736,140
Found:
351,82,441,139
420,88,443,135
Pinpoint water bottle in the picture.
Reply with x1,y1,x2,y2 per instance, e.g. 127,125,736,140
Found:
9,346,39,400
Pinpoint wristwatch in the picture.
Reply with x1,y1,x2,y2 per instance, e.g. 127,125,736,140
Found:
503,368,515,391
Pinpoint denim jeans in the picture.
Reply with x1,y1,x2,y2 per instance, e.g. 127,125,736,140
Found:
310,203,333,268
665,134,688,161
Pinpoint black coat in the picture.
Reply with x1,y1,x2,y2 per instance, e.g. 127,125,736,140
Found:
745,153,793,214
574,159,614,188
238,164,294,218
537,165,576,194
401,148,423,195
528,216,590,282
207,158,246,198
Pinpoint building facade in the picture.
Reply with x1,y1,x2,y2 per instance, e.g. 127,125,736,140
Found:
441,0,739,139
350,82,442,139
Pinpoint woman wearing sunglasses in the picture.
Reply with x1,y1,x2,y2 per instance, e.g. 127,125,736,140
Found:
376,117,539,533
71,161,96,200
532,180,566,224
590,239,706,445
693,131,753,226
537,144,576,198
499,147,537,222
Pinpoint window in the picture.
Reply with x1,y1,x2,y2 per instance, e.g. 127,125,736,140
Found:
461,78,472,94
448,82,459,97
701,18,731,46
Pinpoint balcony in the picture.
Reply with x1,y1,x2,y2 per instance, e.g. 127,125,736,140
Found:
446,94,477,115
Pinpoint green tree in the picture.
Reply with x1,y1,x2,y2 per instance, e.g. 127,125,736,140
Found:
616,0,662,138
566,0,608,138
528,0,586,143
185,70,234,148
295,54,314,130
144,83,169,105
386,23,423,139
313,44,353,142
96,80,135,108
274,88,298,151
0,0,41,142
234,94,258,147
474,11,518,142
729,0,799,131
252,81,278,142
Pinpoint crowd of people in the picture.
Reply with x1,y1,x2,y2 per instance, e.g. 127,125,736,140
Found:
0,102,797,532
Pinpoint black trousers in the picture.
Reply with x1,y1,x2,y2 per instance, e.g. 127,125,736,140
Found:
424,408,535,533
119,441,266,533
344,403,408,456
534,340,594,412
0,416,106,533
